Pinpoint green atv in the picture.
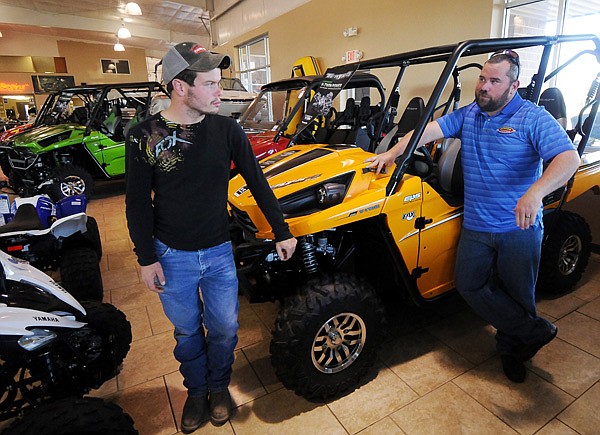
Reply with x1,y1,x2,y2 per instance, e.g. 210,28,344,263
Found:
0,82,168,200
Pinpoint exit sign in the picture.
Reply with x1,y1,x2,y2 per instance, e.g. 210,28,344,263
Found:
345,49,363,64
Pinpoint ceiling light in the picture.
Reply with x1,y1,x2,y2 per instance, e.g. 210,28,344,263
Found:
125,2,142,15
114,40,125,52
118,23,131,39
0,31,3,38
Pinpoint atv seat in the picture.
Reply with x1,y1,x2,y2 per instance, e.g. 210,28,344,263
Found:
517,87,530,100
539,87,568,129
313,106,337,143
374,96,425,154
70,106,89,124
331,97,357,129
103,104,123,139
355,96,374,150
327,98,358,144
565,73,600,156
0,204,45,234
124,105,146,137
357,96,369,122
437,138,463,197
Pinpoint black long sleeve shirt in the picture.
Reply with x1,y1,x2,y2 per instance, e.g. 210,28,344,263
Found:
125,113,291,266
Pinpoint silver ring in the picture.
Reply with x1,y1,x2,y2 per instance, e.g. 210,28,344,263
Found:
525,215,531,219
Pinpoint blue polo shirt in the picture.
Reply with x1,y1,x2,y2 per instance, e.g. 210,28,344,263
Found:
437,92,575,232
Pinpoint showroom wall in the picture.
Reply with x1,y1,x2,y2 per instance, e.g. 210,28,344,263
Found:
0,40,148,87
219,0,500,80
0,0,502,98
218,0,503,109
0,37,150,117
0,31,60,57
57,40,149,85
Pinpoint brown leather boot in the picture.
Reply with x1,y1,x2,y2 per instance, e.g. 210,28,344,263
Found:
209,389,232,426
181,394,209,433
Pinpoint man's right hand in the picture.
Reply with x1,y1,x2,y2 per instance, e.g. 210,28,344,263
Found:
364,150,397,175
365,121,444,174
276,237,297,261
140,262,166,293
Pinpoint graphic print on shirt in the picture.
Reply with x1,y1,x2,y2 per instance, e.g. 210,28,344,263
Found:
152,130,193,172
139,118,193,173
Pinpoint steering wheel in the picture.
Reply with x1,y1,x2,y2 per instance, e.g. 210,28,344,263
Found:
326,107,338,125
296,125,317,144
409,144,435,177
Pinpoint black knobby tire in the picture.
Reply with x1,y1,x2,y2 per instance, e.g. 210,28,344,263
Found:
537,210,592,295
5,397,138,434
86,215,103,260
50,164,94,200
270,273,385,400
60,247,103,301
81,301,132,383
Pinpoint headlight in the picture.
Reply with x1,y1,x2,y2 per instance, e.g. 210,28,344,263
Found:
317,183,346,205
279,172,354,218
18,328,57,351
12,148,35,158
7,147,39,170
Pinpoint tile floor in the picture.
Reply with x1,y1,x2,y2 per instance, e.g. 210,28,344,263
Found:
88,182,600,435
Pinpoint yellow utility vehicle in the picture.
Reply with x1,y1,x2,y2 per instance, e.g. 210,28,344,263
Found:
229,35,600,400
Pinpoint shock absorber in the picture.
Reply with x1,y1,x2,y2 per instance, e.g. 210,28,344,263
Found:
300,235,318,274
39,351,60,386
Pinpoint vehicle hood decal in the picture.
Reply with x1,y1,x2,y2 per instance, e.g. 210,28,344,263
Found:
262,148,333,178
14,124,81,145
233,144,358,198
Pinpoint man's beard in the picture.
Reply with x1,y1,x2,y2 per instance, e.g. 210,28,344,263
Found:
475,86,511,113
185,90,219,115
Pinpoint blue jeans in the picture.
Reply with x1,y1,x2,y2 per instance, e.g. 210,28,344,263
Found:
454,227,554,355
154,239,239,396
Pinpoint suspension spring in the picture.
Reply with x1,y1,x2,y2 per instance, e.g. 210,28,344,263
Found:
300,237,318,274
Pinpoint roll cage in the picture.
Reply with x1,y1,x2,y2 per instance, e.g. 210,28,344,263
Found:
33,82,168,134
300,35,599,196
358,35,600,195
240,72,386,145
83,82,168,137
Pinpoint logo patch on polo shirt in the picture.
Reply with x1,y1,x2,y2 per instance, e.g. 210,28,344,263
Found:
497,126,516,134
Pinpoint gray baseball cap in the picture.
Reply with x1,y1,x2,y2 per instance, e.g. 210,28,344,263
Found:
160,42,231,84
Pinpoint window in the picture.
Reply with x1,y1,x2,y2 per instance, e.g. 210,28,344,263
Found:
503,0,600,154
101,59,130,75
237,35,271,94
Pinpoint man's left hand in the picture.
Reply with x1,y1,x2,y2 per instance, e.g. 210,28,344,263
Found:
276,237,297,261
514,191,542,229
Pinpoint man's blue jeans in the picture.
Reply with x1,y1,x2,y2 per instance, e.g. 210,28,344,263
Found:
454,227,554,355
154,239,239,397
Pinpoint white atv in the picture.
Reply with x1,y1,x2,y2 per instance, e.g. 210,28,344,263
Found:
0,249,133,432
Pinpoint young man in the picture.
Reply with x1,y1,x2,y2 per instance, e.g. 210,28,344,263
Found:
366,49,580,383
125,42,296,432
